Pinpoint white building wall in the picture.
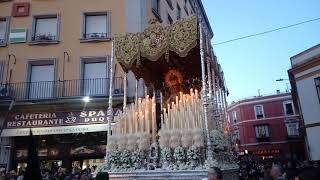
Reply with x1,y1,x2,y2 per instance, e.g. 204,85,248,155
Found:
294,54,320,161
306,127,320,160
291,44,320,66
296,69,320,125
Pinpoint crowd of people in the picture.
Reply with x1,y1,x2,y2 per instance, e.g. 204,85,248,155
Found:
1,160,320,180
239,160,320,180
0,166,100,180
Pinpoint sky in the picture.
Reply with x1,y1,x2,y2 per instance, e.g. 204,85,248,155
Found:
202,0,320,103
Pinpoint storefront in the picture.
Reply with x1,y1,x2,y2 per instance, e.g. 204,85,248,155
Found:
1,109,120,172
239,142,305,162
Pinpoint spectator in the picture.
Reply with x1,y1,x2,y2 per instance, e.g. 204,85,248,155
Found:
295,167,320,180
270,165,284,180
259,165,272,180
17,171,24,180
285,161,298,180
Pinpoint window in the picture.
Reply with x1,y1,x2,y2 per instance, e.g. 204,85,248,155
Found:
167,14,173,24
28,63,55,99
315,77,320,103
0,17,9,46
177,3,181,20
82,12,111,40
232,130,240,141
284,101,294,116
32,15,59,42
286,123,299,136
82,57,109,96
254,105,264,119
232,111,237,124
255,124,270,138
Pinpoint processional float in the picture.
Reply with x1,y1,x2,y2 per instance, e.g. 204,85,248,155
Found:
101,16,238,178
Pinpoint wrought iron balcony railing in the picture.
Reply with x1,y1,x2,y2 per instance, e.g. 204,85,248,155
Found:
0,77,123,101
83,33,108,39
32,34,57,42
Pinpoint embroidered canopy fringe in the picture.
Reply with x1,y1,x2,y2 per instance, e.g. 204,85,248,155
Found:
114,16,198,69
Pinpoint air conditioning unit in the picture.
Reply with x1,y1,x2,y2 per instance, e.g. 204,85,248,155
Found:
114,89,120,94
0,86,8,96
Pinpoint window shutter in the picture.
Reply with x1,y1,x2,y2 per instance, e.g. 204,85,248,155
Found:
35,17,58,37
0,61,4,83
0,20,6,40
85,15,107,35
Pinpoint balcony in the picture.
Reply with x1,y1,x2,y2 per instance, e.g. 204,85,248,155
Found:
32,34,57,42
0,78,123,102
285,116,301,138
83,33,108,39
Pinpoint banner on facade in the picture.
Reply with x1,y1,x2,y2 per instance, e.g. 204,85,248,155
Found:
1,109,121,137
1,123,114,137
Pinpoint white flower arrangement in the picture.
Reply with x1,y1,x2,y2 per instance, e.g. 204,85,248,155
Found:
109,150,120,166
187,145,200,161
161,147,172,162
120,149,131,167
131,149,144,169
210,129,228,152
173,146,185,162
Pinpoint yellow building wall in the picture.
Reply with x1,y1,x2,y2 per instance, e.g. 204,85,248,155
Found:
0,0,126,84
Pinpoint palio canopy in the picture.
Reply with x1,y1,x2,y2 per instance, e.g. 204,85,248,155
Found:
114,16,202,98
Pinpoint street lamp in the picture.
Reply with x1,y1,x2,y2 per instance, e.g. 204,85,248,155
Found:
82,96,91,103
276,78,291,92
276,78,289,82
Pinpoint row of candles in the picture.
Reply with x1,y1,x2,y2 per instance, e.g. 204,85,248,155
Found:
113,95,157,140
113,88,203,139
161,89,203,130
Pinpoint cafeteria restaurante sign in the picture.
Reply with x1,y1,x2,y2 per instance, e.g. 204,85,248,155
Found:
5,110,117,129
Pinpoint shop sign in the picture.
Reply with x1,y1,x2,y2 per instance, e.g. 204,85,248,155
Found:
1,109,121,136
252,149,280,155
1,123,114,137
4,109,121,129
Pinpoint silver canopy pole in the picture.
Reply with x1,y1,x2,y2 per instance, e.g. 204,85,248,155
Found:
107,41,115,137
199,22,213,161
123,73,127,111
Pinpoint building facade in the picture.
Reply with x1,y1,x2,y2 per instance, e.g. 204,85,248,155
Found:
0,0,228,172
289,44,320,161
227,92,305,161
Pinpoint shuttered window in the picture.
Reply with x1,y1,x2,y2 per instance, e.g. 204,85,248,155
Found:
82,12,111,40
32,14,59,42
82,57,109,96
29,64,54,99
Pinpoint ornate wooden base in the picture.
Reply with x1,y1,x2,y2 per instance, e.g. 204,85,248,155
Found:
108,169,239,180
